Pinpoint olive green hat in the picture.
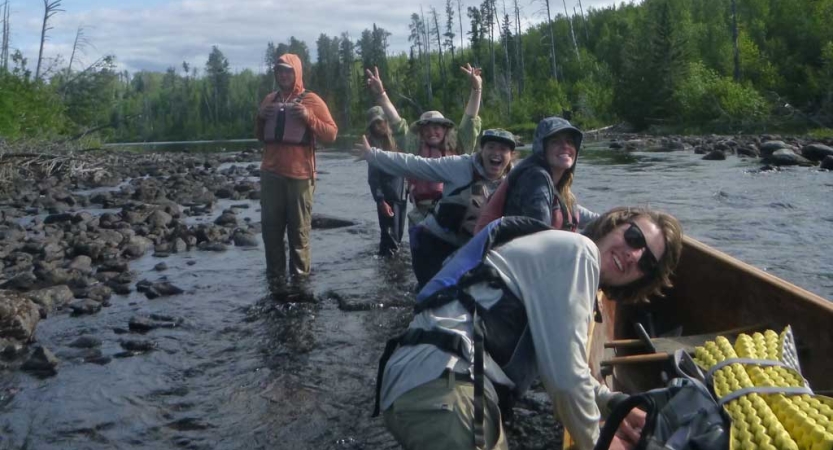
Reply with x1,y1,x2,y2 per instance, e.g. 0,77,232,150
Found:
365,106,386,131
480,128,517,150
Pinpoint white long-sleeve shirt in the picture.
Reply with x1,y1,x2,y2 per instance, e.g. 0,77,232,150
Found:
380,229,617,449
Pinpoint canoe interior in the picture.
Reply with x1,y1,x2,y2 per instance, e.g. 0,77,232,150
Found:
591,235,833,394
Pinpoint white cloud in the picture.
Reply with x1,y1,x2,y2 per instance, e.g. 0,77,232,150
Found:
8,0,626,76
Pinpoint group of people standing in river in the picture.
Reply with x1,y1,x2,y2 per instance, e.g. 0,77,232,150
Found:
255,53,684,450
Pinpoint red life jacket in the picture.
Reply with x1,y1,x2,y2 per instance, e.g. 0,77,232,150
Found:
263,90,311,145
473,178,577,234
408,144,446,203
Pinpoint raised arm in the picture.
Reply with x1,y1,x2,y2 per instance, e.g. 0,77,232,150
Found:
366,66,402,125
461,63,482,118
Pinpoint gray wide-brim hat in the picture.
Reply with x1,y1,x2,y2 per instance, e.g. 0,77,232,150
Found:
409,110,456,133
480,128,517,150
365,106,386,131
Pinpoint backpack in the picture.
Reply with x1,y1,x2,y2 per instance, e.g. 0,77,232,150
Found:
594,351,730,450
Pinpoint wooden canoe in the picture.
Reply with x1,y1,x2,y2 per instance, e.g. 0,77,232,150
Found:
589,235,833,395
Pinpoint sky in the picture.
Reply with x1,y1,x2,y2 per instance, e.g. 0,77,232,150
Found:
4,0,627,76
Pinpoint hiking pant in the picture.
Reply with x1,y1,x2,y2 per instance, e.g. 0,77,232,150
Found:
410,225,459,290
378,200,407,257
382,373,507,450
260,172,314,278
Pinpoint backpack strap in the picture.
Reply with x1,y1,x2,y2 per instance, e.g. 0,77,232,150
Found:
594,394,654,450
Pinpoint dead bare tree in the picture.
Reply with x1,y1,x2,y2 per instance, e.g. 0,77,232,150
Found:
562,0,580,62
35,0,64,81
513,0,524,95
538,0,558,80
457,0,465,51
1,0,10,71
68,25,90,72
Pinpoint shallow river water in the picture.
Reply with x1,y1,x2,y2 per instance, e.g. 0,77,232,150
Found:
1,142,831,449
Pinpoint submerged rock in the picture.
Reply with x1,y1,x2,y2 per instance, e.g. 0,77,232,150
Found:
21,346,59,376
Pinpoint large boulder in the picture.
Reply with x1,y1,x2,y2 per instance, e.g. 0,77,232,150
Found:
801,143,833,162
762,149,814,167
758,140,790,157
0,290,41,343
702,150,726,161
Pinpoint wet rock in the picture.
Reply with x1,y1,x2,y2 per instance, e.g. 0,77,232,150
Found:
73,239,105,260
106,281,133,295
41,241,65,262
172,238,188,253
43,213,74,224
758,140,789,157
198,241,228,252
68,335,102,348
214,212,238,227
84,284,113,303
0,271,38,291
138,279,184,299
247,190,261,200
801,143,833,162
67,255,93,274
233,232,259,247
762,149,814,167
821,155,833,171
702,150,726,161
69,299,102,316
119,339,156,352
99,261,129,273
26,285,74,315
55,347,103,362
146,210,173,228
129,314,183,332
1,339,25,357
95,229,125,246
311,214,358,229
737,145,760,158
0,290,40,342
122,236,154,259
86,355,112,365
34,266,76,286
154,262,168,271
214,187,235,199
21,346,59,376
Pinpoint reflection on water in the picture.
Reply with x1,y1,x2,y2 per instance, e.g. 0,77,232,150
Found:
1,143,830,450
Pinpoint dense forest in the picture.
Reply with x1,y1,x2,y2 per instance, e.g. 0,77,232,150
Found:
1,0,832,144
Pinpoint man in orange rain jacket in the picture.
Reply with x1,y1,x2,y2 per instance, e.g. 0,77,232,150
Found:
255,53,337,279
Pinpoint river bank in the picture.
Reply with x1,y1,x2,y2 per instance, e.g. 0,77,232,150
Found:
1,134,831,449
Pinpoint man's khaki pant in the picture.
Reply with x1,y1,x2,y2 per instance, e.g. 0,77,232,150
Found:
383,374,508,450
260,172,313,278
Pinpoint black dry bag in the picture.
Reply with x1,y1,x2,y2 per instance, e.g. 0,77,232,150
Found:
594,351,730,450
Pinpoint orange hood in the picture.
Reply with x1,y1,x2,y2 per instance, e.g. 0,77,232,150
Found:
276,53,304,96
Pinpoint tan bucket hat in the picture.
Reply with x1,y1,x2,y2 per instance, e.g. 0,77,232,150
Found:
410,111,455,133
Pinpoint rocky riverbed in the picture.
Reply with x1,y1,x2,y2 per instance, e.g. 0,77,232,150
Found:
0,133,830,449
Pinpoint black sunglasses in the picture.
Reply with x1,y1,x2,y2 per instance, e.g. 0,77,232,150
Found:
624,222,659,274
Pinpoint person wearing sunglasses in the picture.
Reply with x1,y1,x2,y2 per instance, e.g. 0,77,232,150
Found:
374,206,683,450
